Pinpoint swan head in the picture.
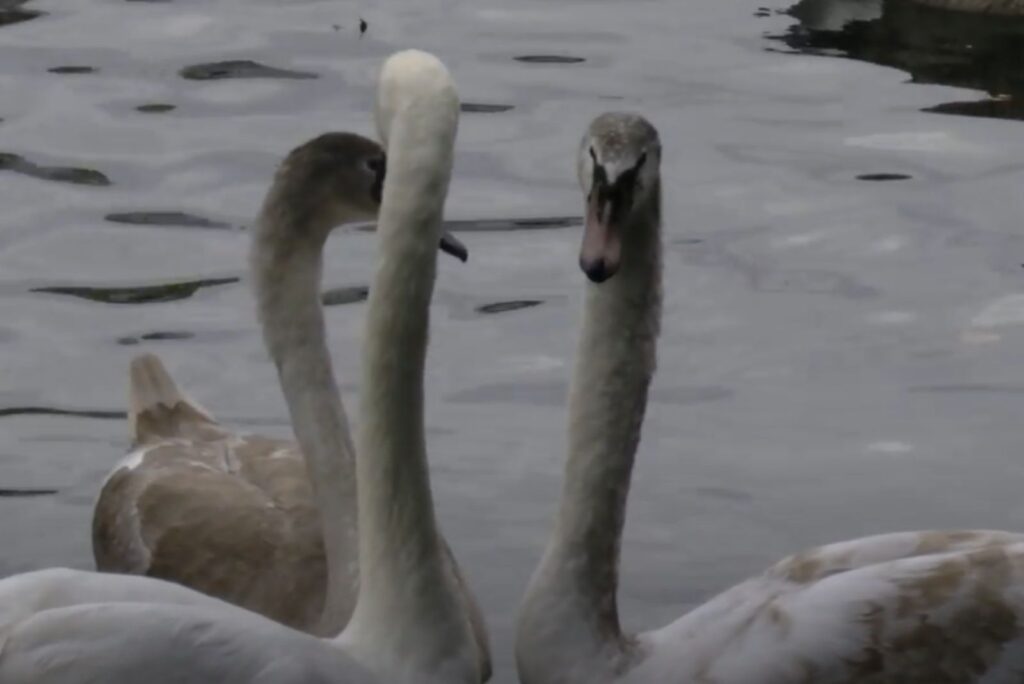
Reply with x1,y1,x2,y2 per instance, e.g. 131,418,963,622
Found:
577,112,661,283
279,131,387,229
371,50,468,263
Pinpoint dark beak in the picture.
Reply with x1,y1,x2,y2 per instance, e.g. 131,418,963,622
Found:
580,185,622,283
579,164,638,283
439,231,468,262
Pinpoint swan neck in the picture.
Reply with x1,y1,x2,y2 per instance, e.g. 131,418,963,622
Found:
518,186,661,679
250,195,358,634
341,99,475,677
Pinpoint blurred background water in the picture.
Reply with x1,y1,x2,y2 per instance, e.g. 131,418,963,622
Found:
4,0,1024,680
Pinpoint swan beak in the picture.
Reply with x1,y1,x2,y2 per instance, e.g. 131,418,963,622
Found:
439,231,469,262
579,188,621,283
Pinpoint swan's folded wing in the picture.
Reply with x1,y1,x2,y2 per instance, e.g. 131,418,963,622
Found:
93,437,329,630
649,541,1024,683
0,602,365,684
766,529,1024,584
0,568,240,631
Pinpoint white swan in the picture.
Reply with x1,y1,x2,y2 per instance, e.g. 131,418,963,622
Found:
515,112,1024,684
92,107,488,680
0,49,480,684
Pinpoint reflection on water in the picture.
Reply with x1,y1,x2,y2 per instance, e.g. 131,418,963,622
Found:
48,66,96,75
476,300,544,315
117,331,195,346
0,153,110,187
105,212,232,230
0,488,59,497
513,55,586,64
135,104,176,114
180,60,319,81
0,1,42,28
32,277,240,304
461,103,515,114
0,406,123,420
769,0,1024,120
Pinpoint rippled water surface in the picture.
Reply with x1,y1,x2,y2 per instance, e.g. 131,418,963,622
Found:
5,0,1024,680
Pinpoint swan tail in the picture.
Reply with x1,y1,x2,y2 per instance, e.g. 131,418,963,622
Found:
129,353,219,445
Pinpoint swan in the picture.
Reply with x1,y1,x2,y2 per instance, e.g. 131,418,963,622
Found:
0,49,480,684
92,88,489,681
515,111,1024,684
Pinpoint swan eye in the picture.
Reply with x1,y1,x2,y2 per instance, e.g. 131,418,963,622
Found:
588,146,597,164
635,152,647,170
365,157,384,174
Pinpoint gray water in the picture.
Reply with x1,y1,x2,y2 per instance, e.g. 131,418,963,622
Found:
4,0,1024,680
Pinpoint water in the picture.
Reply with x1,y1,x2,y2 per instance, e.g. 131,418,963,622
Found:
4,0,1024,680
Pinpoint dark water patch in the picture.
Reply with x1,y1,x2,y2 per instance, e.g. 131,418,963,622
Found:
0,406,124,420
118,331,195,345
924,97,1024,120
322,285,368,306
461,103,515,113
356,215,580,233
476,300,543,315
0,2,42,27
0,152,110,186
514,55,585,64
909,383,1024,395
755,7,773,17
447,216,581,232
32,277,239,304
772,0,1024,121
106,211,231,229
693,485,754,503
48,66,95,75
857,173,912,181
180,60,318,81
136,103,176,113
0,488,59,497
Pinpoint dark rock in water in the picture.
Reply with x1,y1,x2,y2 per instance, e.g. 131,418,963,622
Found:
359,17,368,34
48,66,95,74
0,152,111,186
106,211,231,229
476,300,543,315
136,103,176,113
857,173,912,181
514,55,585,64
32,277,239,304
180,60,318,81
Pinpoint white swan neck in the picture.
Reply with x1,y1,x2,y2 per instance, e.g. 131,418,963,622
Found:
518,187,662,681
250,196,358,634
340,90,475,678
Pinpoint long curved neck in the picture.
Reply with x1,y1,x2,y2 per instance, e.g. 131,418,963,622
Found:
518,184,662,681
340,101,475,677
250,184,358,635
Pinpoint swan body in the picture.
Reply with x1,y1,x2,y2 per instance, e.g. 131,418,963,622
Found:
515,112,1024,684
91,104,488,676
0,49,480,684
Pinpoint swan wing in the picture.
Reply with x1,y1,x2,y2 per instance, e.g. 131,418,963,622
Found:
0,602,366,684
644,533,1024,683
93,436,329,630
